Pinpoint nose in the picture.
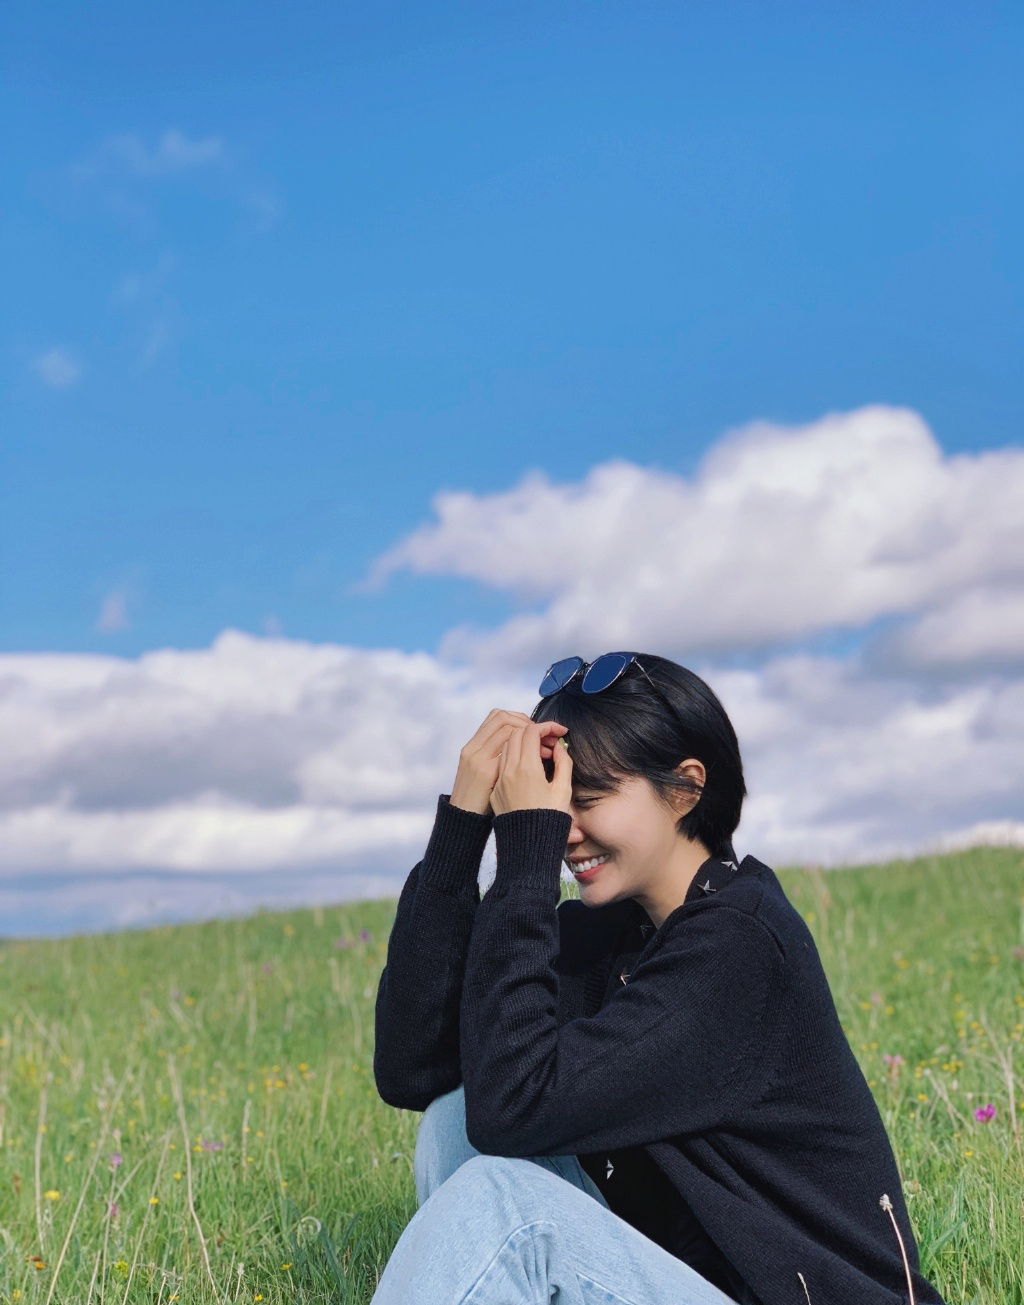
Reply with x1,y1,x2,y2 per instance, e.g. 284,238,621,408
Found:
564,807,586,852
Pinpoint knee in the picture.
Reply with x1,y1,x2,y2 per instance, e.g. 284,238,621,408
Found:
423,1082,465,1127
413,1084,475,1206
436,1155,573,1237
446,1154,553,1213
416,1083,467,1159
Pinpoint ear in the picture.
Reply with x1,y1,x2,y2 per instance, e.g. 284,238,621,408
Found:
668,757,706,817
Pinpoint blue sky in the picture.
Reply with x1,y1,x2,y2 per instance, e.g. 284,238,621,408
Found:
3,2,1024,933
4,1,1021,657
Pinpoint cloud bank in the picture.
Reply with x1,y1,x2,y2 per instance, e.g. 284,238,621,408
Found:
370,405,1024,673
3,406,1022,934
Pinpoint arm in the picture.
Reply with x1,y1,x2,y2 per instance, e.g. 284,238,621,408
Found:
372,793,493,1111
458,808,785,1156
372,709,567,1111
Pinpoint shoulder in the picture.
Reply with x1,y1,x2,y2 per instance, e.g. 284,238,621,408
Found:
659,855,792,963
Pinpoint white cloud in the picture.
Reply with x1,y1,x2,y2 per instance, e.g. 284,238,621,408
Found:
0,631,529,878
0,794,432,873
0,624,1022,933
140,319,171,369
875,586,1024,673
113,253,175,305
3,404,1023,933
367,406,1024,671
95,588,131,633
34,348,81,389
714,654,1024,865
243,190,283,234
928,820,1024,854
76,129,225,180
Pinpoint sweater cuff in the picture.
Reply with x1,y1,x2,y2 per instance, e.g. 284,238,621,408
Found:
491,807,572,894
419,794,494,896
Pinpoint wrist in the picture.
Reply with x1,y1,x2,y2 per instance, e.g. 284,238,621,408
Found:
449,783,491,816
491,807,572,893
421,794,494,895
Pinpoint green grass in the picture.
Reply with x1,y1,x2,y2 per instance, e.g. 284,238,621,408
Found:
0,848,1022,1303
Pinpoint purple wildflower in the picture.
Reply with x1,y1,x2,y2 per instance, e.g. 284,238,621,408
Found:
199,1137,224,1152
108,1201,119,1219
261,962,274,975
170,988,183,1000
974,1103,995,1123
334,937,353,949
110,1151,123,1170
359,929,372,943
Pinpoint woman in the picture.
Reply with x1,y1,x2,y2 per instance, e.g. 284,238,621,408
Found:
372,652,944,1305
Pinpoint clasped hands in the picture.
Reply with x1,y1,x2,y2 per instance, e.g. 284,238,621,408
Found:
449,709,573,818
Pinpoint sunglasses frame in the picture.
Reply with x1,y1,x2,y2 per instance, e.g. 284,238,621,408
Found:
538,652,651,698
539,652,690,732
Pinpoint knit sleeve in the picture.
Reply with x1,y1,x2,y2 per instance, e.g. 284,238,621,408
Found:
372,794,493,1111
459,808,786,1156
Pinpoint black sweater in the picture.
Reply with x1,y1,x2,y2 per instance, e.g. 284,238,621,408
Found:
374,796,945,1305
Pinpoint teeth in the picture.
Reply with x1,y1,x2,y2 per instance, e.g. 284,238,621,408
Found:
572,854,610,874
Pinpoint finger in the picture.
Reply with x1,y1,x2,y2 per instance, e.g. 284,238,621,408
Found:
524,721,550,770
475,710,532,744
485,719,530,758
504,721,525,769
471,713,525,749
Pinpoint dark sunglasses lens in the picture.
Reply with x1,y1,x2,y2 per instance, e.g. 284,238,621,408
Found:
582,653,631,693
540,656,584,696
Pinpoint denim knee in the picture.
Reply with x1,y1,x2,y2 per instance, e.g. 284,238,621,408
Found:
420,1083,466,1138
414,1083,479,1206
434,1153,554,1223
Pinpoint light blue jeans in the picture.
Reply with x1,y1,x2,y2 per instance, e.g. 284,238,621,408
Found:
370,1084,739,1304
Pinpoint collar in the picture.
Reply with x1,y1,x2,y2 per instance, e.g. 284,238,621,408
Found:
682,853,742,906
612,855,746,956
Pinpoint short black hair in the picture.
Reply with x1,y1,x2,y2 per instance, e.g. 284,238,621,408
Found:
530,654,745,860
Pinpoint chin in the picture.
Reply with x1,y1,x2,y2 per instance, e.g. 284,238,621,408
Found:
580,884,628,908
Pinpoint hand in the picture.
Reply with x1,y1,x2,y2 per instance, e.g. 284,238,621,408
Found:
450,711,568,816
490,720,573,817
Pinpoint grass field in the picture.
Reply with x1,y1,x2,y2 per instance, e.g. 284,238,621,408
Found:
1,847,1022,1304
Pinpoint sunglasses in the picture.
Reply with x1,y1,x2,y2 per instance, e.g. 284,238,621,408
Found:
539,652,666,702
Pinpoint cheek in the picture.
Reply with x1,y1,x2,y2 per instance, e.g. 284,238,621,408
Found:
601,816,648,856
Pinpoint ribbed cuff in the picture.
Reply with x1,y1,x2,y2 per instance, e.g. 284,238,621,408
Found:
419,794,494,895
491,807,572,893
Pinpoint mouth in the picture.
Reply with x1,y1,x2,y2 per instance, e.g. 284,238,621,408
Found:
566,852,612,882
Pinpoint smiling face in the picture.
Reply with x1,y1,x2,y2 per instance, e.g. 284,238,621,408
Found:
562,770,712,927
